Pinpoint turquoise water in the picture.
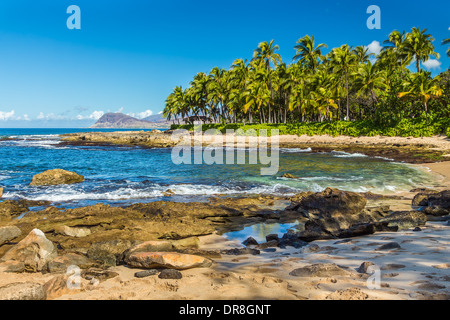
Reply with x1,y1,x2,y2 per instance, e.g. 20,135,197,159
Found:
0,128,436,208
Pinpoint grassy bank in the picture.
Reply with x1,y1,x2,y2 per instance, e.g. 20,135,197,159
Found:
171,117,450,138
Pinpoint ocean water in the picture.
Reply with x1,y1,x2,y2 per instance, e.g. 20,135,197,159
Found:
0,128,436,209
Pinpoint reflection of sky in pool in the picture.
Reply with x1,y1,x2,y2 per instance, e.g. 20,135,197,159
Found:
224,221,300,243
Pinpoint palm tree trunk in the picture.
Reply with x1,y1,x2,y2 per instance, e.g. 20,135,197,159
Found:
345,71,350,121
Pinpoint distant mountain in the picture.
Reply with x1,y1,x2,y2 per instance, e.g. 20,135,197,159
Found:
142,113,166,123
90,113,170,129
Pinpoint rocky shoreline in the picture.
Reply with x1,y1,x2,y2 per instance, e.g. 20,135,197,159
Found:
0,179,449,300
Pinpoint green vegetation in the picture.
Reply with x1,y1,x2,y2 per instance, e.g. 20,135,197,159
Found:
172,115,450,138
164,27,449,138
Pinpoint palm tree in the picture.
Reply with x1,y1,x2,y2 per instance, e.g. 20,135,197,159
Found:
381,30,410,67
353,61,387,113
443,27,450,57
243,69,271,123
329,44,357,120
293,35,328,74
398,71,443,113
252,40,282,123
352,46,374,64
207,67,229,122
403,27,439,72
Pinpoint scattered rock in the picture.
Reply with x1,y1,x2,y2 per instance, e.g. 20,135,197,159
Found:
124,240,174,259
134,269,159,278
266,234,279,242
281,173,297,179
375,242,401,251
413,227,422,232
47,253,96,273
126,252,212,270
0,282,47,300
87,239,136,267
242,237,259,246
412,190,450,216
356,261,375,273
292,187,367,216
220,248,260,255
380,211,427,230
44,274,81,300
0,226,21,246
54,225,91,238
158,269,182,280
289,263,350,277
30,169,84,186
82,268,119,281
256,240,278,249
0,229,57,272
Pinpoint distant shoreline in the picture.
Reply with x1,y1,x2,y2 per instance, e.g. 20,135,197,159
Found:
59,130,450,164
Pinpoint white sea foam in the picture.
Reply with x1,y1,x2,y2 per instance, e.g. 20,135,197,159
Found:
278,147,312,153
331,151,368,158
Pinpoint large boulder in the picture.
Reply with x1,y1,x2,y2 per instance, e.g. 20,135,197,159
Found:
289,263,351,277
47,253,97,273
293,188,367,216
0,226,21,246
86,239,136,267
126,252,213,270
379,211,427,230
0,229,57,272
30,169,84,186
412,190,450,216
0,282,47,300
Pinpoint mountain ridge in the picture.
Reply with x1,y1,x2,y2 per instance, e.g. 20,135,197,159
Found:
90,112,170,129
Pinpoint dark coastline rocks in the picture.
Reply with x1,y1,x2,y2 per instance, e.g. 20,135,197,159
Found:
60,131,180,149
379,211,427,230
412,190,450,216
30,169,84,186
280,187,438,242
289,263,350,277
125,252,213,270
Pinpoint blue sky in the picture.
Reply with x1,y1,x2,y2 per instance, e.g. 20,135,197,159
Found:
0,0,449,127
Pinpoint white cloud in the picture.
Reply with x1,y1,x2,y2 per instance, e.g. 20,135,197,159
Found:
89,110,104,120
423,59,442,70
366,40,383,56
77,110,105,120
22,114,30,121
0,110,15,121
128,110,153,119
158,111,163,115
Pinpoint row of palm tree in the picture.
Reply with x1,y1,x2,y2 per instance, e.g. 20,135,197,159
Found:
164,27,449,125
